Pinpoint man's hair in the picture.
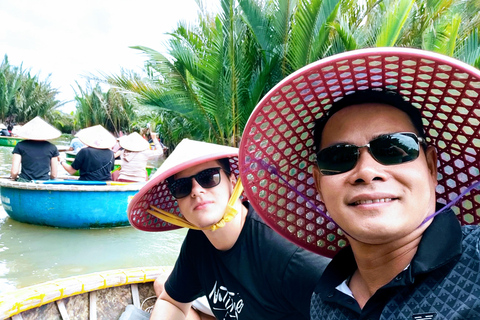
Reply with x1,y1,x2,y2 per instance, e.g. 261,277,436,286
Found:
166,157,232,185
313,89,426,152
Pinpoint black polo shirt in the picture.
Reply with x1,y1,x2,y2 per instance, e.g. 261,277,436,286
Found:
311,206,480,320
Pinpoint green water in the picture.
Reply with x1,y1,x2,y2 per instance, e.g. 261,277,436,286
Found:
0,138,186,294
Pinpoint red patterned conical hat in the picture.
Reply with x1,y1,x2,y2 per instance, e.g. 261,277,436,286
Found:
239,47,480,258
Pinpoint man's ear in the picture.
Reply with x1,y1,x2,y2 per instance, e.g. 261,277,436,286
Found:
312,166,324,201
425,145,438,186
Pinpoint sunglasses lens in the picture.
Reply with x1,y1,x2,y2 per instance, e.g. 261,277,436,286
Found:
168,168,222,199
316,133,422,175
169,178,192,199
317,145,359,175
371,133,420,165
196,168,221,188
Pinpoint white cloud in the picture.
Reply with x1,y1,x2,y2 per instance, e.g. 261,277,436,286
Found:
0,0,210,113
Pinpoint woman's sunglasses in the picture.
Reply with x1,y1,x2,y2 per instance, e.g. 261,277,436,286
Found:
316,132,425,175
168,167,222,199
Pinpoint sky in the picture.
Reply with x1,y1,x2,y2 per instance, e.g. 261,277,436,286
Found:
0,0,213,113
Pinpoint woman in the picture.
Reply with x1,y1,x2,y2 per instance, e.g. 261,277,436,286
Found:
10,117,61,182
115,131,164,182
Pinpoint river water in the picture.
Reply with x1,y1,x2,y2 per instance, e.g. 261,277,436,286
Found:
0,136,186,294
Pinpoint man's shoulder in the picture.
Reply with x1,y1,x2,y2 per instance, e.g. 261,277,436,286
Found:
461,225,480,246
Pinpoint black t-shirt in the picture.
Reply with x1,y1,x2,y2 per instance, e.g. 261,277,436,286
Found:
12,140,59,181
71,147,114,181
165,203,330,320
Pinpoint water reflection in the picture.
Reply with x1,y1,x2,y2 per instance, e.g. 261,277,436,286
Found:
0,209,186,293
0,138,185,293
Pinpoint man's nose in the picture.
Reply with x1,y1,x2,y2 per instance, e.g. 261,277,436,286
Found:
348,148,388,184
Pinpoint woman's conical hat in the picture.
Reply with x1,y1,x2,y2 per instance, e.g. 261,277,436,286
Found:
14,116,61,140
127,139,240,232
119,132,150,152
75,125,116,149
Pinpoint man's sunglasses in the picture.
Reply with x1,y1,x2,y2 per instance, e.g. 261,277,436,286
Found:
168,167,222,199
316,132,425,175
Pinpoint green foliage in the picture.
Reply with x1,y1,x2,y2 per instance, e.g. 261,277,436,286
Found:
5,0,480,145
104,0,480,148
73,81,136,135
0,55,67,129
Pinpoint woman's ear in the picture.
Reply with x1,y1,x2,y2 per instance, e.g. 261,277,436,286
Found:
228,172,237,189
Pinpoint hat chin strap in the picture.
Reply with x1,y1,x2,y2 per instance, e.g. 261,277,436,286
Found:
147,178,244,231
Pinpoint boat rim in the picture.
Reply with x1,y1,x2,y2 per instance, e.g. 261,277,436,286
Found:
0,266,172,319
0,178,145,191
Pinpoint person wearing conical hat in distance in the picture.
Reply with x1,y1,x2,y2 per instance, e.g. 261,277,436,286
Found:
10,116,61,182
60,125,116,181
0,123,10,136
67,137,86,154
114,131,163,182
239,47,480,320
126,138,330,320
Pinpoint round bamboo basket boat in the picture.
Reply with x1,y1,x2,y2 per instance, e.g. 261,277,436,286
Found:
0,266,172,320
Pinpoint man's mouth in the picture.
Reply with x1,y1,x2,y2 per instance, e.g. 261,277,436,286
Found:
351,198,396,206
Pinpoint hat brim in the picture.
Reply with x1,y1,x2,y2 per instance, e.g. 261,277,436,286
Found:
127,139,241,232
76,125,116,149
14,117,61,140
239,47,480,258
119,133,150,152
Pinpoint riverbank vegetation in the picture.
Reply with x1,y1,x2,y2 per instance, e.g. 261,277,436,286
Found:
2,0,480,145
105,0,480,147
0,55,71,131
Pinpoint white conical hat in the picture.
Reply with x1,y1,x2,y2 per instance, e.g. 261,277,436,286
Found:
14,116,61,140
119,132,150,152
75,125,116,149
127,139,240,232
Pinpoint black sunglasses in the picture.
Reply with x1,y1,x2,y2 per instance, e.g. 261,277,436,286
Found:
316,132,425,175
168,167,222,199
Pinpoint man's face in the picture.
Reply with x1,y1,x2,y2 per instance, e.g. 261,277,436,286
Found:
175,160,235,228
313,103,438,244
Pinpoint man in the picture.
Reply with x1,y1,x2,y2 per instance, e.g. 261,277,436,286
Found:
239,48,480,319
68,137,85,153
126,138,330,320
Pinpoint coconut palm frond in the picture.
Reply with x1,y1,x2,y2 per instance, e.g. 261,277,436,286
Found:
375,0,415,47
454,28,480,68
330,21,357,51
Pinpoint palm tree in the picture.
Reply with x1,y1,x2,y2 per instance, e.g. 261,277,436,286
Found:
330,0,480,58
0,55,65,126
105,0,340,147
104,0,480,147
73,82,136,135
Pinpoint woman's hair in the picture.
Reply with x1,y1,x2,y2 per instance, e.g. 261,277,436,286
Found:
217,158,232,176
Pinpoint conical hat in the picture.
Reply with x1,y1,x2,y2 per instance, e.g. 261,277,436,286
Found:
127,139,240,232
75,125,116,149
14,116,61,140
119,132,150,152
239,47,480,258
